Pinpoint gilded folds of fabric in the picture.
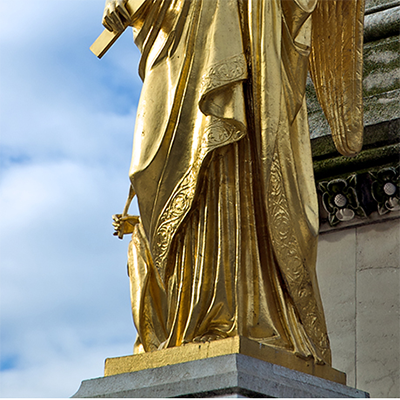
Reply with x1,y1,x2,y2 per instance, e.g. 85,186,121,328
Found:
125,0,364,366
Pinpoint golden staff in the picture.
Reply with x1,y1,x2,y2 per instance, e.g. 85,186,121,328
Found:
90,0,146,59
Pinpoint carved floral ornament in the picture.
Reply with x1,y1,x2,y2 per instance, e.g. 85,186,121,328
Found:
370,166,400,215
318,165,400,227
319,175,365,226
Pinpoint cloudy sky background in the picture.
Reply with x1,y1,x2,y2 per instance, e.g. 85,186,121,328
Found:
0,0,144,396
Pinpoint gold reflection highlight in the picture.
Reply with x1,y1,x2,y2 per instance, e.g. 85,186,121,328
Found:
95,0,364,370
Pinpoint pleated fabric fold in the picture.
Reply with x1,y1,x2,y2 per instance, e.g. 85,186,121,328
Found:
125,0,364,366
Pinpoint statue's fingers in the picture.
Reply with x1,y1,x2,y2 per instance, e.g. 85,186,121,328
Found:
104,15,117,31
102,10,113,31
116,1,131,21
118,222,125,239
103,20,113,31
108,10,125,31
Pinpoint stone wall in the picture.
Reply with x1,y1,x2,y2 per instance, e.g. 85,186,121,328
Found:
317,219,399,398
311,1,400,397
307,0,400,138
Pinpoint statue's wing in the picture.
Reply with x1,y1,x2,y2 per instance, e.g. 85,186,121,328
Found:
309,0,365,157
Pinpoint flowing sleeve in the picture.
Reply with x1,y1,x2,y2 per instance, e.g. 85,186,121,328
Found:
309,0,365,157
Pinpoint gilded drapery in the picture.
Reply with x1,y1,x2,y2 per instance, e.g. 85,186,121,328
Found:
125,0,364,366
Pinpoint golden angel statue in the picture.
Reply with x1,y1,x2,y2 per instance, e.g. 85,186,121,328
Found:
104,0,365,366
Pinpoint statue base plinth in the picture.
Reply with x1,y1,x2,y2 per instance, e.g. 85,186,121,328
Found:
72,337,369,398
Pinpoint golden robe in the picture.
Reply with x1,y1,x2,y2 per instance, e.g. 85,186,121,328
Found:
125,0,364,365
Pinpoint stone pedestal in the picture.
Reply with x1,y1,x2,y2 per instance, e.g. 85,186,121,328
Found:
72,353,369,398
72,337,369,398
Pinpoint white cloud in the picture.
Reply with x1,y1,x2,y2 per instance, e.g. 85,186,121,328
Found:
0,160,138,397
1,338,132,397
0,0,143,397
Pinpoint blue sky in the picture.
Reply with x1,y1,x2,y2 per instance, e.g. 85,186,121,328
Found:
0,0,144,396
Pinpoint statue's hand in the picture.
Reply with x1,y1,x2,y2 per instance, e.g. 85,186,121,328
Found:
112,214,140,238
102,0,131,32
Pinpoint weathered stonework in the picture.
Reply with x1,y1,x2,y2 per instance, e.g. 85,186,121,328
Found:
317,220,400,398
312,2,400,398
308,1,400,139
310,0,400,231
365,0,400,10
72,353,369,398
